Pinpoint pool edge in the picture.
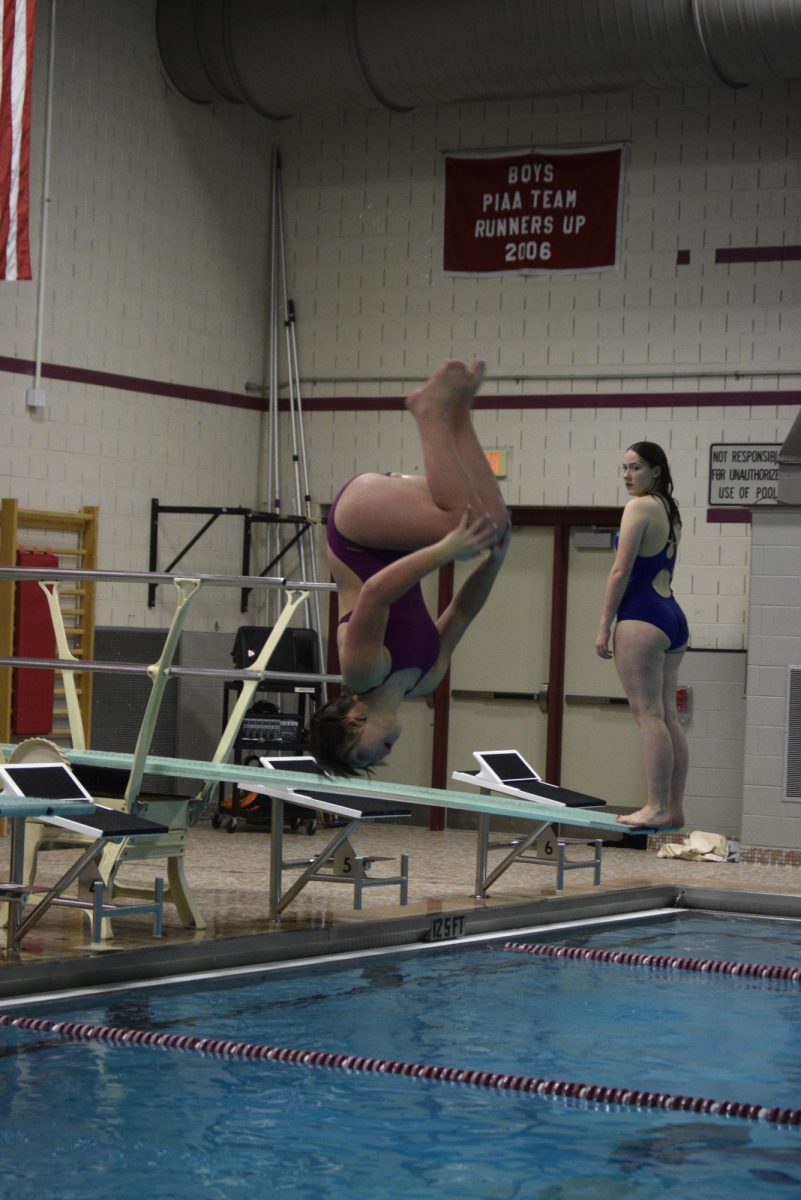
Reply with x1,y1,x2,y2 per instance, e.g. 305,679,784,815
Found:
3,885,800,999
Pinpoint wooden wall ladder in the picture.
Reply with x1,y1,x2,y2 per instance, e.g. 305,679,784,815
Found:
0,499,99,747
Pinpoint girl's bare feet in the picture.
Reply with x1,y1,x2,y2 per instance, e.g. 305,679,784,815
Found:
406,359,485,420
616,805,684,830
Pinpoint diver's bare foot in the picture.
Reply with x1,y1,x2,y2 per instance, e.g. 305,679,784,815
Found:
406,359,485,420
616,806,682,830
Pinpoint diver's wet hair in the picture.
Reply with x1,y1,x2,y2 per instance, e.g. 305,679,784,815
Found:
308,693,364,778
627,440,681,536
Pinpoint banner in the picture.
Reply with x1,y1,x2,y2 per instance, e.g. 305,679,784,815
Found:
443,144,626,276
0,0,37,280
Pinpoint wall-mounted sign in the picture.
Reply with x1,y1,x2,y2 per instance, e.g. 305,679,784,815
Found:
708,443,781,505
443,144,626,276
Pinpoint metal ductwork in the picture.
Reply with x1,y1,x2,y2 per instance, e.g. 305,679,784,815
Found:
156,0,801,117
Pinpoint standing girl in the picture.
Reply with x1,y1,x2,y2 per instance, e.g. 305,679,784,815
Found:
596,442,689,829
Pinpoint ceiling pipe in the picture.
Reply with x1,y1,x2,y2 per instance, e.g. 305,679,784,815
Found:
156,0,801,116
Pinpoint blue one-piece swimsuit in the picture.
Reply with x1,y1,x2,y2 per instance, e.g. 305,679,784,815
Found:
616,534,689,652
326,478,441,691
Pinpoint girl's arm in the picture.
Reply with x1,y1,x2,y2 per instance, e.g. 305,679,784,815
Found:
595,498,650,658
341,509,496,691
435,525,511,660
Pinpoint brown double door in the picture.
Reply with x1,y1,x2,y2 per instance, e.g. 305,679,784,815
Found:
448,501,647,811
384,506,646,816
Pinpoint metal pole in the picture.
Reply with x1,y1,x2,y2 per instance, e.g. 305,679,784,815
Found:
0,565,335,589
266,147,282,624
30,0,57,400
276,177,310,617
274,153,327,698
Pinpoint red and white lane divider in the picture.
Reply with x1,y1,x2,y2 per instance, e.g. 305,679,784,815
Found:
1,1012,799,1126
502,940,801,983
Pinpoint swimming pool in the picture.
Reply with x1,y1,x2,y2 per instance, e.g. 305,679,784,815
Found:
2,909,801,1198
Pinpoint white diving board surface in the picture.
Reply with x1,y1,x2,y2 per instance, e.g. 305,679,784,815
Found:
452,749,607,810
241,781,362,822
255,755,412,822
53,747,635,834
0,762,169,839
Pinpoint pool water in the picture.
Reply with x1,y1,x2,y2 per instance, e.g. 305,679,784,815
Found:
2,911,801,1199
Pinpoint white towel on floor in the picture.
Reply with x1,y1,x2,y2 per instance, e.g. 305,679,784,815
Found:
656,830,729,862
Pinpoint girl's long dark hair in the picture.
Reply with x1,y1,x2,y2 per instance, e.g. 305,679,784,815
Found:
308,692,363,778
627,441,681,539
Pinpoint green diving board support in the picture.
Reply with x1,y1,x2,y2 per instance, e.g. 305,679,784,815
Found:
15,572,205,780
40,575,205,936
124,577,202,810
8,570,316,812
40,582,87,749
189,588,309,822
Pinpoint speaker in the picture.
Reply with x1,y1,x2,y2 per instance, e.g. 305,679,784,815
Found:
231,626,318,674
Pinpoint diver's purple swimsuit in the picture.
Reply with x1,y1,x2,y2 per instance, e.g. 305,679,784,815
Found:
327,478,441,691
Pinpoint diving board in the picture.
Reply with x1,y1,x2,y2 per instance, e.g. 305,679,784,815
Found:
49,748,633,832
0,796,95,819
4,746,647,914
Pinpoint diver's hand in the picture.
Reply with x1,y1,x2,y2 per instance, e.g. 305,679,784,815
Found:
439,508,498,562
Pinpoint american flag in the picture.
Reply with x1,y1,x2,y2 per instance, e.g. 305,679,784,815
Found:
0,0,36,280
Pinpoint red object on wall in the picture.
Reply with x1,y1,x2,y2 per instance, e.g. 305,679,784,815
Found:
443,144,626,275
12,548,57,734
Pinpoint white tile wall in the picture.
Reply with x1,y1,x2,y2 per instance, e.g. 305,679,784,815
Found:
0,2,274,630
281,83,800,657
678,651,746,837
743,508,801,849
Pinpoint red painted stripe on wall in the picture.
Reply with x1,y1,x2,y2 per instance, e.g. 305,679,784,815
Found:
706,508,752,524
715,245,801,264
0,354,798,413
0,354,267,411
300,391,801,413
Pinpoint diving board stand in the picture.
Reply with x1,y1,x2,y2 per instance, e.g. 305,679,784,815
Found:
248,757,409,918
33,749,643,916
0,564,319,931
0,761,167,949
453,750,607,895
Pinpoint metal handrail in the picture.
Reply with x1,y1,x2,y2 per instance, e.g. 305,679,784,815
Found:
0,566,334,590
0,655,341,684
